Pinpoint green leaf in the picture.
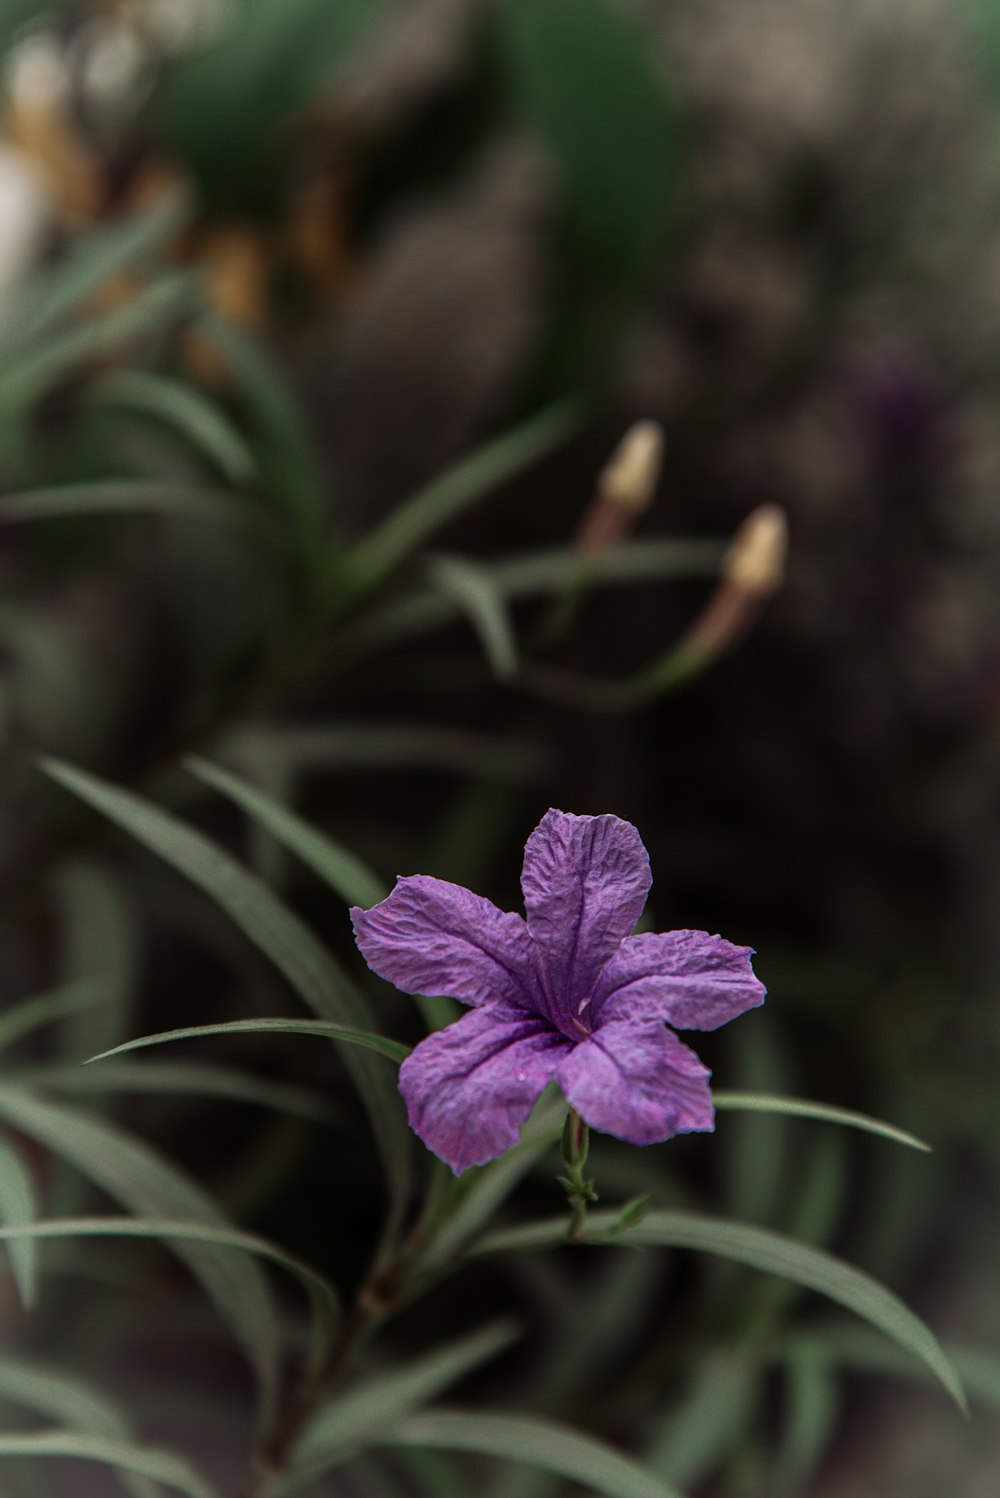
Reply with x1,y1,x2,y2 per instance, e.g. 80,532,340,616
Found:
39,758,410,1219
0,1088,284,1422
771,1347,839,1494
470,1208,967,1413
0,981,102,1055
16,1059,335,1125
0,1217,337,1388
351,403,578,583
186,757,387,909
495,0,676,392
81,371,256,485
645,1351,759,1489
0,1354,159,1498
0,1133,37,1309
0,481,243,527
425,556,518,679
280,1322,520,1491
381,1410,684,1498
713,1092,930,1152
0,1431,214,1498
85,1018,409,1068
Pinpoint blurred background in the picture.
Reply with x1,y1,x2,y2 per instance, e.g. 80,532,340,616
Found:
1,0,1000,1493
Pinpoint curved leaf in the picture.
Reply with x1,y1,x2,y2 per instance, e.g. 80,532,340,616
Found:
425,556,517,679
0,981,102,1055
381,1410,683,1498
279,1322,519,1492
82,371,255,485
0,1087,284,1422
0,1431,214,1498
0,1217,337,1385
86,1019,409,1068
0,1132,36,1308
186,758,387,909
469,1208,966,1413
713,1092,930,1152
39,759,409,1218
0,481,243,527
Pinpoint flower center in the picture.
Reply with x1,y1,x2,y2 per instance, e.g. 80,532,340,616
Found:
571,996,592,1040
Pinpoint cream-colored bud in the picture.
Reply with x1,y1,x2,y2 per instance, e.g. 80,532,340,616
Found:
597,420,665,513
723,504,788,596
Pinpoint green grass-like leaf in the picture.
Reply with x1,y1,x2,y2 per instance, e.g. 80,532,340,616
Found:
713,1092,930,1151
424,556,518,679
380,1409,684,1498
39,758,410,1219
0,1430,214,1498
0,481,244,527
81,371,256,485
85,1018,409,1068
0,981,103,1055
186,757,387,909
469,1208,967,1413
0,1132,37,1309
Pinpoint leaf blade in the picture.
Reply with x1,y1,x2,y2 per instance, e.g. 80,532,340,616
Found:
0,1431,214,1498
0,1132,37,1308
85,1018,409,1067
713,1092,930,1152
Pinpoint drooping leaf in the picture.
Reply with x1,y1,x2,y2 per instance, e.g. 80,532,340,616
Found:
39,759,410,1218
425,556,518,679
713,1092,930,1152
81,371,256,485
279,1322,520,1492
0,1088,283,1423
380,1409,684,1498
0,1132,37,1309
0,1431,215,1498
0,1217,338,1387
470,1209,967,1412
0,982,102,1055
186,758,387,909
0,481,243,527
86,1019,409,1068
17,1059,335,1125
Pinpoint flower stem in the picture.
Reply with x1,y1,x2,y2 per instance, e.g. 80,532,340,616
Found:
559,1107,598,1240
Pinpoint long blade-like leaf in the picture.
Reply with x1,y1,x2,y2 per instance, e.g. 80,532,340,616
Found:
380,1410,684,1498
86,1019,409,1067
279,1322,519,1492
0,481,243,527
713,1092,930,1151
0,1218,337,1385
424,556,518,679
470,1209,966,1413
0,1132,36,1308
39,759,409,1218
0,1431,214,1498
82,371,256,485
0,981,102,1055
0,1088,283,1421
186,758,387,909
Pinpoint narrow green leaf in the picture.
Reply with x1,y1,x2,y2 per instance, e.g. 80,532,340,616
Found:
425,556,518,679
0,1133,37,1309
0,1431,214,1498
186,757,387,909
39,758,410,1218
0,481,243,527
0,1355,159,1498
778,1325,1000,1414
0,981,102,1055
352,403,578,581
16,1060,335,1125
645,1351,759,1489
470,1208,967,1413
82,371,255,485
381,1410,684,1498
221,722,550,784
713,1092,930,1152
282,1322,520,1491
771,1348,839,1493
0,1217,337,1387
0,1088,283,1422
85,1019,409,1067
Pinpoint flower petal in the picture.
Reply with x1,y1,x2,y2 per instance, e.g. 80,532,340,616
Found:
351,876,540,1010
557,1019,714,1144
398,1004,569,1172
520,809,650,1032
593,930,765,1031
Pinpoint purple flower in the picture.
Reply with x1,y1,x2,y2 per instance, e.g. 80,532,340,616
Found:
351,809,765,1173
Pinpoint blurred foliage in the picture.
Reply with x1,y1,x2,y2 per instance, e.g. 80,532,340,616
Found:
0,0,997,1494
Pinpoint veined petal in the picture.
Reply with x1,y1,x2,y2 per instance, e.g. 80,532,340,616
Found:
520,810,650,1032
398,1004,569,1172
557,1019,714,1144
593,930,765,1031
351,876,540,1010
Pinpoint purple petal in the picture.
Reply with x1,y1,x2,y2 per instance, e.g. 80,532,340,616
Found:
557,1019,714,1144
398,1003,570,1172
593,930,765,1031
520,810,650,1033
351,876,540,1010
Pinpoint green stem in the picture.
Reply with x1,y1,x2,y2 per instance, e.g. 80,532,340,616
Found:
560,1108,598,1241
